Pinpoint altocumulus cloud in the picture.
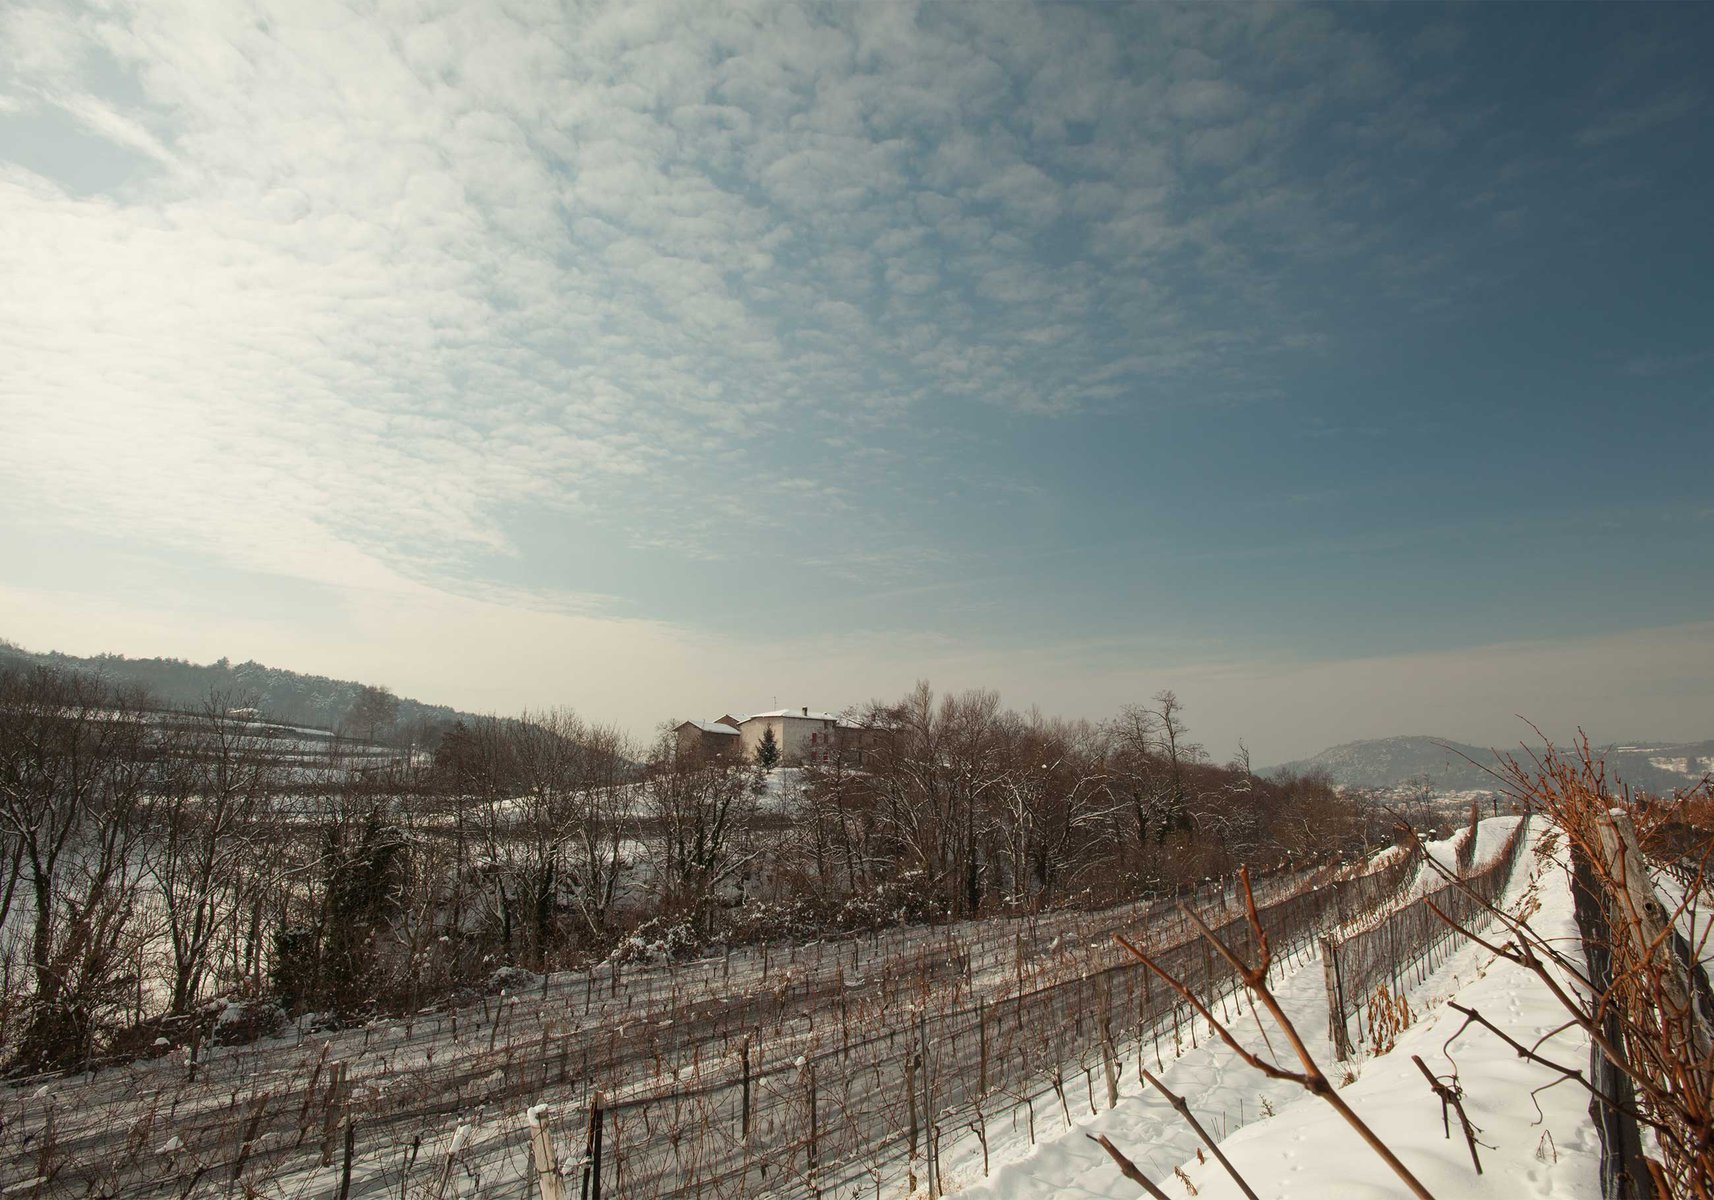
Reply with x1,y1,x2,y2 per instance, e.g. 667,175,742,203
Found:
2,0,1440,597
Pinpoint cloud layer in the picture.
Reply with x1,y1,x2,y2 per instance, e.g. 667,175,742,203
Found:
0,1,1482,593
3,2,1711,756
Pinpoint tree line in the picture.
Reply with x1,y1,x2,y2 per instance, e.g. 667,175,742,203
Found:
0,640,452,742
0,664,1380,1074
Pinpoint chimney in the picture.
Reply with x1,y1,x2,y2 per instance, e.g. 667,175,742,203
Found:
801,706,809,717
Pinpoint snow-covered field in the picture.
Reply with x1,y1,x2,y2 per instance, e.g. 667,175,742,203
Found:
0,866,1291,1198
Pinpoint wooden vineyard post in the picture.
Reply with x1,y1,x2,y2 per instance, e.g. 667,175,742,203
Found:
919,1013,937,1197
977,999,989,1096
739,1036,753,1141
230,1093,270,1184
1597,811,1714,1064
905,1054,920,1194
580,1094,604,1200
1098,980,1119,1110
527,1105,565,1200
1100,1026,1119,1111
433,1124,471,1199
337,1118,355,1200
1196,940,1212,1048
320,1061,349,1167
805,1060,820,1199
1320,934,1353,1060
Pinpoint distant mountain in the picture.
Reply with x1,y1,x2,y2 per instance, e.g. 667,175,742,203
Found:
0,639,471,744
1272,734,1714,796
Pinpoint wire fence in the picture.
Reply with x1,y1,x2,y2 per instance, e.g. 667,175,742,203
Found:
570,845,1425,1200
1320,817,1532,1060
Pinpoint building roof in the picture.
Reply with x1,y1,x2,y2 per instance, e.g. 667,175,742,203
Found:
678,720,740,735
740,709,842,723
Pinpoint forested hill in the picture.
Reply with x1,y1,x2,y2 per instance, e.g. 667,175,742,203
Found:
1272,733,1714,795
0,639,467,742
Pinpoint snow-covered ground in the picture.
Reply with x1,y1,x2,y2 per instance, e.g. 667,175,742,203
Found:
946,824,1598,1200
0,857,1304,1198
0,818,1580,1200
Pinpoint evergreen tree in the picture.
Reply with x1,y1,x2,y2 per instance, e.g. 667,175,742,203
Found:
755,726,781,769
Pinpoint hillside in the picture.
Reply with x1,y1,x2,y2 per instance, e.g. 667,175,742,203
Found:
1274,733,1714,795
0,639,468,744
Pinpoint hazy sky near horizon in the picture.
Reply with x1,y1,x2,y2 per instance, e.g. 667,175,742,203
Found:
3,1,1712,762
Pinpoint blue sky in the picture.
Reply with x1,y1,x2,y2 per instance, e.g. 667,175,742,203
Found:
2,1,1711,761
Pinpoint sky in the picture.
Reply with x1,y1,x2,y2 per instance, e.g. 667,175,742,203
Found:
2,1,1712,764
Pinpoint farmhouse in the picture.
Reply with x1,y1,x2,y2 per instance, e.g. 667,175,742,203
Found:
674,706,883,766
672,716,741,759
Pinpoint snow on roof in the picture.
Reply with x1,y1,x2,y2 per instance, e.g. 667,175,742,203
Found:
740,709,842,722
679,720,740,735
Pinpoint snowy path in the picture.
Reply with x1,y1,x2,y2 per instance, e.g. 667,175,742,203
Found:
947,825,1598,1200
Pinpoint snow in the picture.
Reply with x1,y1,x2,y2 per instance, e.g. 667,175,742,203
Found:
1470,813,1524,867
683,720,739,735
0,821,1604,1200
0,860,1281,1198
1397,813,1521,902
947,826,1599,1200
739,709,842,722
1416,827,1464,892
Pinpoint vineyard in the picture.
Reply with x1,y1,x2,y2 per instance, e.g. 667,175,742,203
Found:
1319,816,1531,1059
0,823,1523,1200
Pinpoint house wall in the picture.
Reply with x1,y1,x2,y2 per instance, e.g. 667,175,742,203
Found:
739,715,840,766
675,724,738,760
836,724,889,766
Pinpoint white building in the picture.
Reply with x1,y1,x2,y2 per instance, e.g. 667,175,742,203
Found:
734,708,844,766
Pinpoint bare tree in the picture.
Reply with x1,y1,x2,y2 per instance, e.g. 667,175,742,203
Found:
990,713,1116,904
434,715,517,957
1150,689,1202,836
147,693,274,1014
854,684,1011,916
0,668,157,1070
643,739,759,932
505,710,635,962
564,722,635,945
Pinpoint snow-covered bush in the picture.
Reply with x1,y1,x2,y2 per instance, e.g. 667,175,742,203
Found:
834,872,943,931
606,917,704,964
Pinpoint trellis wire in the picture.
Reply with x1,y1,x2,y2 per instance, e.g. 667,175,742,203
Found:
1321,818,1532,1060
574,846,1424,1200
